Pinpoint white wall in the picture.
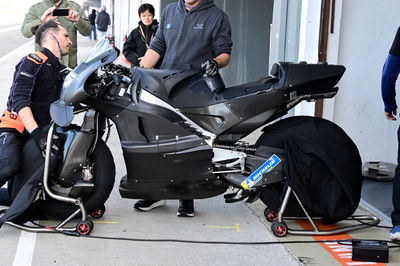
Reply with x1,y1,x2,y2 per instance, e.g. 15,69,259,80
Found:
322,0,343,121
295,0,321,116
334,0,400,163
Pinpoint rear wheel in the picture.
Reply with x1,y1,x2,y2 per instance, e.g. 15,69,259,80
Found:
40,139,115,219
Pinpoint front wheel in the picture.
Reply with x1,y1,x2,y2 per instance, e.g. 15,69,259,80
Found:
40,139,116,219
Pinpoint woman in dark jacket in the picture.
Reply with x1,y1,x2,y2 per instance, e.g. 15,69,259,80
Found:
123,4,159,67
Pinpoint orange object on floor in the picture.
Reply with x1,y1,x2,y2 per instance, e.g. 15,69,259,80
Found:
296,220,386,265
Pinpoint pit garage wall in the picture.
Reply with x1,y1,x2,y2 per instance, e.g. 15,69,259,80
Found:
329,0,400,164
294,0,399,164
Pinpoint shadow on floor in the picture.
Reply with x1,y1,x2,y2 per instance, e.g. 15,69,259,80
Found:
361,178,393,219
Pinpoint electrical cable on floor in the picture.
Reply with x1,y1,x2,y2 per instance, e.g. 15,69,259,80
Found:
60,233,400,248
354,218,392,229
60,218,400,248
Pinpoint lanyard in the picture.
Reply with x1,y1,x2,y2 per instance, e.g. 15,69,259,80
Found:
138,25,154,48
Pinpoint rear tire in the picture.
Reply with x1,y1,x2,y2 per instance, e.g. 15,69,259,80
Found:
40,139,115,219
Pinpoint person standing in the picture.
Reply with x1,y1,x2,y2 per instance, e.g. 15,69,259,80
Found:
21,0,90,69
88,9,97,41
123,4,159,67
96,6,111,40
381,26,400,241
0,21,71,206
137,0,232,217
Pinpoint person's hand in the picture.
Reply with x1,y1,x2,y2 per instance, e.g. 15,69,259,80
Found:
384,110,397,121
31,127,47,152
40,7,57,23
201,59,219,76
31,127,60,159
66,8,80,23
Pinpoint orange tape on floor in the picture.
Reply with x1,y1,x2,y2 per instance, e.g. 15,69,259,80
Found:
296,220,386,266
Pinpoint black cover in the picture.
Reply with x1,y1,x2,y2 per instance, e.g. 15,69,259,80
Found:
257,116,362,221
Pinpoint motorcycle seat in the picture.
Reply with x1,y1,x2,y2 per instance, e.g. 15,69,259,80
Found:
270,62,345,94
222,78,275,99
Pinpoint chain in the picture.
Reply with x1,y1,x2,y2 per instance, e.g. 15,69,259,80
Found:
213,143,256,152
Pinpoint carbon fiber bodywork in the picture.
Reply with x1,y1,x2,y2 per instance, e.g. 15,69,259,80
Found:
51,41,346,200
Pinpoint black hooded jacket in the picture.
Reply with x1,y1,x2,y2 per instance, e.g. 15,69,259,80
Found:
123,20,159,67
150,0,232,70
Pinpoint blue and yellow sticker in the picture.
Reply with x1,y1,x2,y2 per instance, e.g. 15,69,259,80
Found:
241,154,281,189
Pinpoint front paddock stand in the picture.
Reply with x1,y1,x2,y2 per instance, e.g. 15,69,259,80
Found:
0,205,94,236
266,186,380,237
0,124,94,236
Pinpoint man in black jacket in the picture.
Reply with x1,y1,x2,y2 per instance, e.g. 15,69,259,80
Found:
0,21,71,206
95,6,111,40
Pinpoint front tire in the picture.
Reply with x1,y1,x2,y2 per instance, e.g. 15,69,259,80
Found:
40,139,115,219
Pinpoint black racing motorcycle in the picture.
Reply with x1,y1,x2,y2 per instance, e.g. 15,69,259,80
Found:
2,38,372,236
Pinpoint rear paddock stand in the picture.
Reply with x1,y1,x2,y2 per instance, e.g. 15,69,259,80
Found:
265,186,380,237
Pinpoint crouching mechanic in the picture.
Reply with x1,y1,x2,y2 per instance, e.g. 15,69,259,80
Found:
0,20,72,205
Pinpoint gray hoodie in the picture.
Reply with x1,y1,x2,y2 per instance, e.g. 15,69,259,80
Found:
150,0,232,70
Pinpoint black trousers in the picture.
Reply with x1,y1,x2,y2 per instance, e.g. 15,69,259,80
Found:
392,126,400,225
0,129,24,189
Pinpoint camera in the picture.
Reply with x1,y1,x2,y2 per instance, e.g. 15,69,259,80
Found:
52,9,69,16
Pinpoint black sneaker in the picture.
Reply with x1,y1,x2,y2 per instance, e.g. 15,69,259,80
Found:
177,200,195,217
134,200,166,211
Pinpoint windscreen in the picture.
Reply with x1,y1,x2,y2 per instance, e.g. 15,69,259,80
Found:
60,37,119,105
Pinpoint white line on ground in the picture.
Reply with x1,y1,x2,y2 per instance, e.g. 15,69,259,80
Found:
0,40,34,64
0,25,21,34
12,230,37,266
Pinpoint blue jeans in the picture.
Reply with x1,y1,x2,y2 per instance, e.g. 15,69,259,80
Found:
89,25,97,40
392,126,400,225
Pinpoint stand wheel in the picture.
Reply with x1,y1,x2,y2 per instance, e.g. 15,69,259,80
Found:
271,221,288,237
76,220,94,235
90,205,106,219
264,207,278,222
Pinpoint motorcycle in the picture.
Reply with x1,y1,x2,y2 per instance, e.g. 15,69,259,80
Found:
1,38,371,236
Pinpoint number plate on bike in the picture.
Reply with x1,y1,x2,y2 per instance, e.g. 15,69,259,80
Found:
241,154,281,189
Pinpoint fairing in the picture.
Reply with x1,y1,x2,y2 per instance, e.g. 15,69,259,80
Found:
61,38,118,105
